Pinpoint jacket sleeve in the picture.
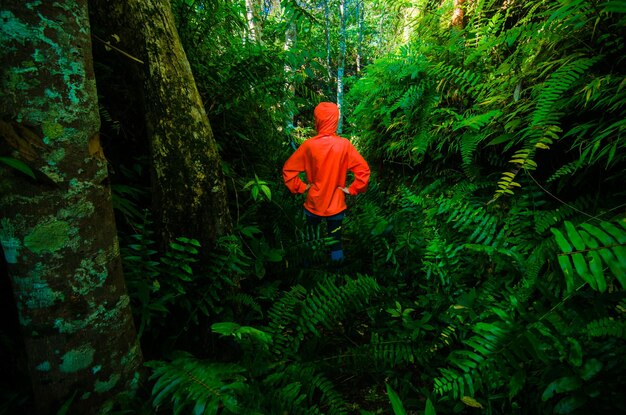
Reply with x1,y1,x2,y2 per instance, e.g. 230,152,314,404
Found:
282,145,308,194
347,144,370,195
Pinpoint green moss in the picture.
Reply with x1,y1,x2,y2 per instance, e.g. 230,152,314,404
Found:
130,371,141,391
54,295,129,334
120,340,141,368
13,264,64,311
47,148,65,165
38,165,65,182
94,374,120,394
44,88,62,100
42,121,64,140
0,10,31,47
24,219,70,253
26,1,42,10
60,201,94,220
71,257,108,295
59,345,95,373
35,361,51,371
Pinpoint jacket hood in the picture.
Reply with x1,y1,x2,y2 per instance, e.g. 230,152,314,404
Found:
314,102,339,135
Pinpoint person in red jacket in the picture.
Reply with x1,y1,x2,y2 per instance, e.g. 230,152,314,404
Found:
283,102,370,262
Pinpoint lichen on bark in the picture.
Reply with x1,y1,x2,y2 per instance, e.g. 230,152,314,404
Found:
0,1,143,413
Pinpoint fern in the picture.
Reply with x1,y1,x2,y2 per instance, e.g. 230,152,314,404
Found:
147,352,248,415
551,220,626,292
264,364,348,415
266,284,307,356
299,275,380,336
585,318,626,339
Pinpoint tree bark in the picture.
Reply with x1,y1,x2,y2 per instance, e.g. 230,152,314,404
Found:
325,0,332,81
0,1,142,413
90,0,232,251
356,0,364,74
337,0,347,134
451,0,467,28
245,0,261,42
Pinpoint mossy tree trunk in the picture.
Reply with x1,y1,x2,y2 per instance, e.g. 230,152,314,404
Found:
0,1,142,413
90,0,232,251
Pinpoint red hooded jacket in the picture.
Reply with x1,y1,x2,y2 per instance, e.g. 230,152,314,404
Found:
282,102,370,216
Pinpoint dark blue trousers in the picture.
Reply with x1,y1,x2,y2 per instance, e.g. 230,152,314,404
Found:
304,209,345,261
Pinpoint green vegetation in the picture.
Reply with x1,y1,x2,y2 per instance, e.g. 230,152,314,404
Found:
2,0,625,414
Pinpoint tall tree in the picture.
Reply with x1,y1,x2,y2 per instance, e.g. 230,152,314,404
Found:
403,2,420,43
356,0,364,74
336,0,347,133
0,1,142,413
325,0,332,80
90,0,232,252
245,0,261,42
451,0,467,28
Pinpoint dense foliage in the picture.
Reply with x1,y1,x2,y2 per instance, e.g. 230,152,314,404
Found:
130,1,626,414
2,0,626,414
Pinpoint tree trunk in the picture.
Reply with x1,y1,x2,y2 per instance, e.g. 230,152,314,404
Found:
245,0,261,42
90,0,232,252
325,0,332,81
0,1,142,413
403,4,419,43
284,20,297,131
356,0,364,74
337,0,347,134
451,0,467,28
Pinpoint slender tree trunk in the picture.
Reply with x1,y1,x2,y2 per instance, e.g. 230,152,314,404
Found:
284,20,297,131
245,0,260,42
90,0,232,252
337,0,347,134
0,1,142,413
451,0,467,28
356,0,364,74
325,0,332,81
403,4,419,43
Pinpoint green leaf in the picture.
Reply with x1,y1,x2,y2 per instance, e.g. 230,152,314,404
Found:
552,228,573,253
212,322,241,336
600,221,626,244
386,384,407,415
261,185,272,201
603,1,626,13
567,338,583,367
425,398,436,415
508,369,526,398
556,254,575,292
587,250,606,292
542,376,582,401
564,221,585,251
554,395,587,414
0,156,36,179
572,252,597,290
580,358,603,380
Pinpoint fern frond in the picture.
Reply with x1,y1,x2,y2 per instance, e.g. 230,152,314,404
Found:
337,334,420,371
585,318,626,339
147,352,247,414
531,56,600,131
266,285,307,356
299,275,380,336
551,220,626,292
534,195,595,234
264,363,347,415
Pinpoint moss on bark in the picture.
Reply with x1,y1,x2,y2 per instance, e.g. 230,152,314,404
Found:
0,1,142,413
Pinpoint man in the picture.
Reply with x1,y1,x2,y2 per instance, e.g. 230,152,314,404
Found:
282,102,370,262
